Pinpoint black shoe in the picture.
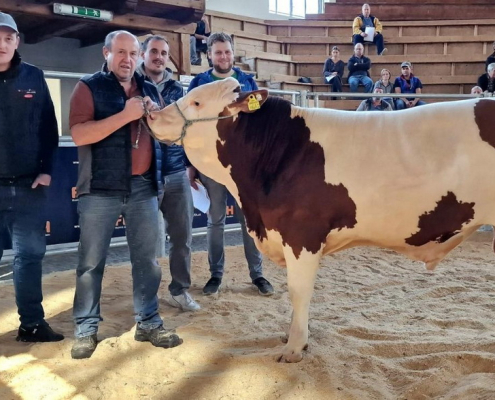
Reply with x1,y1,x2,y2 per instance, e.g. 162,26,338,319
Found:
134,325,183,348
203,277,222,295
16,323,64,343
253,277,274,296
71,334,97,359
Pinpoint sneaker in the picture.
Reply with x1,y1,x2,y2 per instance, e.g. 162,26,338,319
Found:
167,292,201,311
134,325,183,348
16,323,64,343
379,48,388,56
253,277,274,296
203,277,222,295
71,334,97,359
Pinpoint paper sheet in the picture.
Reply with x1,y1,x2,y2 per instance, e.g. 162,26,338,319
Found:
364,26,375,42
326,75,336,83
191,181,210,213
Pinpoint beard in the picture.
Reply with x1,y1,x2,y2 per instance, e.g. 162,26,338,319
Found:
213,62,233,74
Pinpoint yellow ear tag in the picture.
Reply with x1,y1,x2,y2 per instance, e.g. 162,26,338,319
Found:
248,95,261,111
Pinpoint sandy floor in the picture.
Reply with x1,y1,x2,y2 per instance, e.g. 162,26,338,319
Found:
1,231,495,400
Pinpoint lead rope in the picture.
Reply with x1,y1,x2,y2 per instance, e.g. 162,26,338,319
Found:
135,99,236,147
133,96,151,149
171,102,235,147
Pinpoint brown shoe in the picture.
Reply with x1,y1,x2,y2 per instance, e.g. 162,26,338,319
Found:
134,325,183,348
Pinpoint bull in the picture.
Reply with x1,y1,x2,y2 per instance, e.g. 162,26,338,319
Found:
147,77,495,362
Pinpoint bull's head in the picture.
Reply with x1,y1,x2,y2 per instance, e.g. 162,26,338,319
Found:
147,77,269,148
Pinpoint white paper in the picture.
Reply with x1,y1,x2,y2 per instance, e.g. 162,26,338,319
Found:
325,75,336,83
364,26,375,42
191,181,210,213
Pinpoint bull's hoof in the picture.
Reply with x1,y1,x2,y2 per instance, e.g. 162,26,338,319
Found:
275,344,308,363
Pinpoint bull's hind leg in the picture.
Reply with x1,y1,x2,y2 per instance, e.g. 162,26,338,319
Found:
277,247,321,363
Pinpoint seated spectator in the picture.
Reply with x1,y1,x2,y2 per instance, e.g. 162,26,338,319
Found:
352,3,387,56
374,68,394,109
471,86,483,96
394,61,426,110
190,14,210,66
477,63,495,95
356,87,393,111
347,43,373,94
485,41,495,71
323,46,345,95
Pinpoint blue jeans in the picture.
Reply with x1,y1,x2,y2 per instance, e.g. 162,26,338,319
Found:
73,174,163,338
0,184,47,328
199,173,263,281
160,171,193,296
348,75,374,93
353,33,385,55
395,99,427,110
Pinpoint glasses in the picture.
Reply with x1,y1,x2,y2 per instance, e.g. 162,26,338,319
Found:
401,66,410,69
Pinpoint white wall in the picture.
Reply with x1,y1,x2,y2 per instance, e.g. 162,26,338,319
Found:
206,0,288,20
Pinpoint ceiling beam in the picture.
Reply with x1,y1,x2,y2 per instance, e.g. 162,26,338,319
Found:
0,0,195,34
24,22,88,44
144,0,204,10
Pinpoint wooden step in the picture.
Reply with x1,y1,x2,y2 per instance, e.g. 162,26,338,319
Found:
306,4,495,21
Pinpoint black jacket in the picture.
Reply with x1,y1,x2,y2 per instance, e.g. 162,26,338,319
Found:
81,70,162,194
0,51,58,181
138,65,190,176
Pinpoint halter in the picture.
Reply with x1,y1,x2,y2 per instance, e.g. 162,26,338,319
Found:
169,101,236,146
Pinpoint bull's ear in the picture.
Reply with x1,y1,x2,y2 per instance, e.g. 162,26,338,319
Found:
227,89,269,114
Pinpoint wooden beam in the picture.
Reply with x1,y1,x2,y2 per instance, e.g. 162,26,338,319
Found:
144,0,204,10
157,30,191,75
24,22,89,44
0,0,195,34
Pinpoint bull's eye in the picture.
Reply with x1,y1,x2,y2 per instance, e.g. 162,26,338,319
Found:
194,101,200,106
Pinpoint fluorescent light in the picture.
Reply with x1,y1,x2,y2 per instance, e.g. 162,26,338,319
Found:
53,3,113,22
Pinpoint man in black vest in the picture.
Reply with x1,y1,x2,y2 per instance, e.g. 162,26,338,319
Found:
69,30,182,359
0,12,63,343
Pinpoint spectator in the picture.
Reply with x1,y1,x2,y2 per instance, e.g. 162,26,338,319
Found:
69,30,182,359
374,68,394,109
190,14,210,66
394,61,426,110
477,62,495,95
352,3,387,56
138,35,200,312
485,41,495,71
0,12,63,343
323,46,345,95
471,86,483,95
356,87,393,111
347,43,373,94
187,32,274,297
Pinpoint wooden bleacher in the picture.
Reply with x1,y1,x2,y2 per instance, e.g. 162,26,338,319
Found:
183,11,494,110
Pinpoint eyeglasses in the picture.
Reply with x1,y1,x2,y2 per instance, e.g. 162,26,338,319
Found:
401,66,410,69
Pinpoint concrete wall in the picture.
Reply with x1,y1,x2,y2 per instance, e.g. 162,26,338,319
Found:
19,36,105,135
206,0,288,19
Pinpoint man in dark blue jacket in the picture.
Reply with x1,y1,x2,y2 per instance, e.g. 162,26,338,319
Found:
69,31,182,359
0,12,63,343
139,35,200,312
188,32,274,297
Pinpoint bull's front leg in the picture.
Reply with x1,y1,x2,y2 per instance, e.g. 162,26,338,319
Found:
277,246,322,363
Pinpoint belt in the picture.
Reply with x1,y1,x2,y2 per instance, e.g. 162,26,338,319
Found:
0,176,35,187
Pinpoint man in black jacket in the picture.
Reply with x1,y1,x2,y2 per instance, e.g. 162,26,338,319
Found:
69,30,182,359
139,35,200,312
0,12,63,343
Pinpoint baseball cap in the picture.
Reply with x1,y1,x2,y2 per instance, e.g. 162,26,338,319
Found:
401,61,412,68
0,12,19,34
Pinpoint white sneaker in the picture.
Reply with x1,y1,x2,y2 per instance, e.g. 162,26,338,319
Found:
167,292,201,312
380,48,388,56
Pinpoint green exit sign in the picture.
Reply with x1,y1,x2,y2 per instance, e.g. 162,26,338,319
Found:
53,3,113,22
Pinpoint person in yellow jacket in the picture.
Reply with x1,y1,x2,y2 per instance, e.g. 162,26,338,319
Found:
352,3,387,56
